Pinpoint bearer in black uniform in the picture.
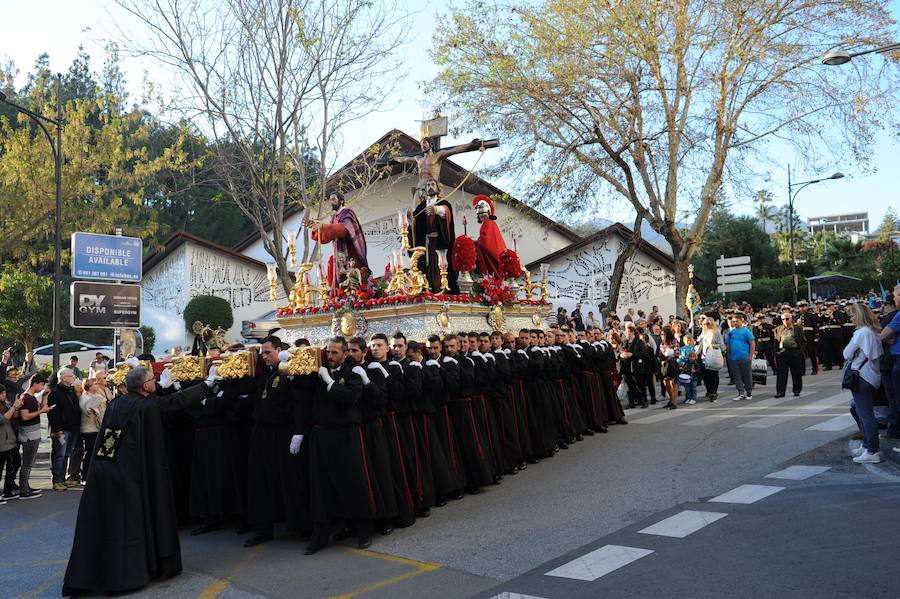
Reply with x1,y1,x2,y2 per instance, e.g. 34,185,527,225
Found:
798,301,819,374
753,313,775,371
820,302,845,370
243,336,314,547
306,337,375,554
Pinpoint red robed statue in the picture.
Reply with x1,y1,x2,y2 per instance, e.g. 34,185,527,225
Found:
306,192,369,293
472,194,507,279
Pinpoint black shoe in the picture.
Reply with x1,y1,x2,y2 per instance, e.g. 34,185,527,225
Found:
582,429,595,436
616,418,628,425
243,534,272,547
191,523,218,536
357,536,373,549
627,403,636,409
793,392,801,397
640,403,648,409
505,468,518,475
557,440,569,450
650,399,657,405
416,507,432,517
450,490,465,500
377,525,394,536
526,457,540,464
19,490,42,499
597,426,609,433
574,434,583,442
492,474,502,485
518,461,528,470
434,495,447,507
235,524,250,535
466,486,484,495
304,541,327,555
774,394,785,398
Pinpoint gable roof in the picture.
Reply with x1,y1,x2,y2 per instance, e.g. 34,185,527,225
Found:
232,129,581,252
525,222,676,271
144,231,268,272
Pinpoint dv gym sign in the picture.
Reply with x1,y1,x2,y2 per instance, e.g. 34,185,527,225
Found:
71,281,142,329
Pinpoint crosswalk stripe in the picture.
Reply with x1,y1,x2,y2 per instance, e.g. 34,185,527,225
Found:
737,392,847,428
805,414,855,431
489,593,551,599
709,484,785,504
765,465,830,480
544,545,654,581
637,510,728,538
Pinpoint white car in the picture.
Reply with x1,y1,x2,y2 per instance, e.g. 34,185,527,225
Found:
32,341,114,369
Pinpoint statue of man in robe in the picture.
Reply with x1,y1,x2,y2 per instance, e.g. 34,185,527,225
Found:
304,192,369,294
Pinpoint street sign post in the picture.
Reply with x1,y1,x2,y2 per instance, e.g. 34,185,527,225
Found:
716,255,752,294
71,232,142,282
70,281,141,329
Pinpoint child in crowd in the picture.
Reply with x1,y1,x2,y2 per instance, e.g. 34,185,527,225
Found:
661,347,679,409
679,350,701,405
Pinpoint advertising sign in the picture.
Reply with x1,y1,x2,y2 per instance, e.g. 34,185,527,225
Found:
71,232,142,282
70,281,142,329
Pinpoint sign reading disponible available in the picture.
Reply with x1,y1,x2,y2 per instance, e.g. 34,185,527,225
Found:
71,232,143,282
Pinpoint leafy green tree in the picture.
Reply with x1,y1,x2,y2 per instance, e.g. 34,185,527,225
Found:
754,190,777,233
877,208,898,242
183,295,233,332
139,325,156,354
0,268,52,353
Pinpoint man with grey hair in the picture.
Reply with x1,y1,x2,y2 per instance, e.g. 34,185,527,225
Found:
63,363,220,596
48,367,81,491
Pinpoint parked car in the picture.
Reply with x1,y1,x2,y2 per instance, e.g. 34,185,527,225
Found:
32,341,114,368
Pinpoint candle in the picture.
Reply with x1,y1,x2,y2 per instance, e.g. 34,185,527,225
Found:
437,249,447,270
266,263,277,283
398,210,408,228
287,230,297,250
317,263,326,284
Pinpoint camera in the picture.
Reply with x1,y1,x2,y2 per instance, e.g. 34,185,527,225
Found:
4,347,17,356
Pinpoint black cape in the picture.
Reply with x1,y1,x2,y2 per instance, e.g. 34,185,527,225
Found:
62,384,207,596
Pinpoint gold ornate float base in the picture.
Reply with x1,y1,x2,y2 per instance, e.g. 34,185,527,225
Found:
249,302,551,346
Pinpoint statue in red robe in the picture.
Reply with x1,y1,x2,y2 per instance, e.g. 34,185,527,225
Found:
305,192,369,293
472,194,507,279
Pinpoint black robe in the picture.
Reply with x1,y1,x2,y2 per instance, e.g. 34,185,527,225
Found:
411,197,459,293
62,384,209,596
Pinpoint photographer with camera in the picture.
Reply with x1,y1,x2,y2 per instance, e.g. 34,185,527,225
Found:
1,385,24,503
18,374,51,499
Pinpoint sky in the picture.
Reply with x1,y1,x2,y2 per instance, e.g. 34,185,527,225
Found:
1,0,897,231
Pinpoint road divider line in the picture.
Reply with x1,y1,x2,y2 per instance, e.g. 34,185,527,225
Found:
638,510,728,538
544,545,654,581
196,544,262,599
327,548,441,599
489,593,551,599
709,484,785,504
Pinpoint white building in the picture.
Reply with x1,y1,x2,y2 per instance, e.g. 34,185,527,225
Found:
526,223,677,320
141,130,678,350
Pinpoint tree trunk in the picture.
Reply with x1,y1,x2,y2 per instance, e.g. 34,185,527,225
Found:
673,250,693,322
606,214,643,316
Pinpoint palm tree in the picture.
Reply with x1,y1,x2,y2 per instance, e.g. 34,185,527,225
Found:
754,190,776,232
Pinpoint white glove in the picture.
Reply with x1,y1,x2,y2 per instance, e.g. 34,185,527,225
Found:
159,367,174,389
204,365,220,388
409,361,422,368
442,356,458,365
278,350,291,362
425,359,440,368
318,366,334,385
388,360,404,374
471,350,482,358
352,365,371,386
484,353,495,361
125,356,140,368
368,362,389,378
289,434,304,454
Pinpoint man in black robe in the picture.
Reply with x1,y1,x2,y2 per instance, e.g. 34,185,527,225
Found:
62,365,217,596
243,335,314,547
305,337,375,554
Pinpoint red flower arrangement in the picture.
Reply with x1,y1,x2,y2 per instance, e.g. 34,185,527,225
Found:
476,274,518,306
499,249,522,279
452,235,476,272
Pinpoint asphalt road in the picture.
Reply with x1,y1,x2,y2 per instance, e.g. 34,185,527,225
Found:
4,368,899,599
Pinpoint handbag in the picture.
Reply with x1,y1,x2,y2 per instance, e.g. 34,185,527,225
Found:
703,345,724,370
841,350,868,391
616,380,629,402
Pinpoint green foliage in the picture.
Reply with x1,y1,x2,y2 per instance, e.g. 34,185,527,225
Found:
139,325,156,354
0,268,52,352
693,210,779,294
877,208,898,242
183,295,234,332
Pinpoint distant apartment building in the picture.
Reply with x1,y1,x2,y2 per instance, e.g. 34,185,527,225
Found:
807,212,869,238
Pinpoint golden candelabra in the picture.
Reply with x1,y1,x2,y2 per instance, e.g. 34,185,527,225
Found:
288,262,316,309
266,263,278,305
407,246,428,295
522,267,534,299
437,248,450,293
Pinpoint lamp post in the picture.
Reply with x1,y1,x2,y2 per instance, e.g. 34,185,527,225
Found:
786,167,844,305
822,42,900,65
0,75,64,370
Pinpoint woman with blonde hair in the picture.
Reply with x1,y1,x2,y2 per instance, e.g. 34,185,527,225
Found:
698,317,726,402
844,303,883,464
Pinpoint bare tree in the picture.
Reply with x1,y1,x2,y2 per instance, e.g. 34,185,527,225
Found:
432,0,898,309
116,0,408,291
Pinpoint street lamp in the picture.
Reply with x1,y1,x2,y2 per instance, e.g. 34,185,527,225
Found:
786,167,844,305
0,75,64,370
822,42,900,65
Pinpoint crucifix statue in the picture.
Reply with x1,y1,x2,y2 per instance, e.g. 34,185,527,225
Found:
381,113,499,293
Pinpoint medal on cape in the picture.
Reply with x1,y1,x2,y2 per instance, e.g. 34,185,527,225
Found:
272,376,280,388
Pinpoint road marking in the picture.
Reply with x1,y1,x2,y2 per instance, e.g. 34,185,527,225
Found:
765,465,831,480
327,548,441,599
709,484,785,504
544,545,654,581
737,393,847,428
805,414,855,431
489,593,551,599
638,510,728,538
14,570,64,599
196,545,262,599
0,510,72,541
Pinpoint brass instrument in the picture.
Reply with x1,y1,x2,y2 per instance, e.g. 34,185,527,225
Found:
278,346,322,376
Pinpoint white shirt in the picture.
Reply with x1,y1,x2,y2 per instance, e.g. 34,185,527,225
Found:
842,326,883,389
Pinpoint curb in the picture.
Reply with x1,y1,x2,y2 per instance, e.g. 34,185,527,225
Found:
881,435,900,466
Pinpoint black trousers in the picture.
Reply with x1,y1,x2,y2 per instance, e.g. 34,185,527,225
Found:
821,336,844,369
805,340,819,373
776,350,804,396
0,446,19,495
701,364,720,395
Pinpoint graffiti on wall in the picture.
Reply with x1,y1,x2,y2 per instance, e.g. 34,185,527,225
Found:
143,247,186,314
548,237,675,307
188,247,271,309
